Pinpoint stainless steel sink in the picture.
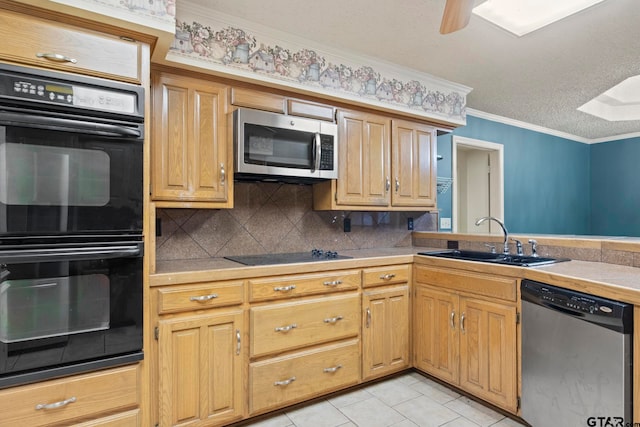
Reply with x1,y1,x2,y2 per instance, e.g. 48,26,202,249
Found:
417,250,570,267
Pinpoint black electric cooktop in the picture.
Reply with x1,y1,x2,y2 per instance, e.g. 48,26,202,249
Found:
225,249,352,266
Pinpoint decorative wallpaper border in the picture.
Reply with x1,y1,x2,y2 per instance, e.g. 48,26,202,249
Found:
167,3,471,125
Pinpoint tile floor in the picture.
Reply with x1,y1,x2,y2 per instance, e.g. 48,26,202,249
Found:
240,371,526,427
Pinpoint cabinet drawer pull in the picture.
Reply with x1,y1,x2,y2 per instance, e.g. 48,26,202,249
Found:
273,285,296,292
35,396,77,410
450,310,455,329
36,52,77,64
274,376,296,386
236,329,241,355
189,293,218,302
274,323,297,332
323,280,342,287
220,163,226,184
395,177,400,192
461,312,466,333
323,315,343,324
385,177,390,192
366,308,371,328
380,273,396,280
323,364,343,373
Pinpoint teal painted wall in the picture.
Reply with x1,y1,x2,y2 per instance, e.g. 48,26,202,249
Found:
437,115,591,234
591,136,640,236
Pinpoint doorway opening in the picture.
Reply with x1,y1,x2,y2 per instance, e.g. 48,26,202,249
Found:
452,136,504,234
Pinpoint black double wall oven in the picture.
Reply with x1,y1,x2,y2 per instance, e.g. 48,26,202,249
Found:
0,63,144,388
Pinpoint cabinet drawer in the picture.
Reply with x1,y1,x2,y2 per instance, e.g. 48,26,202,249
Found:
73,409,140,426
249,270,360,302
287,99,335,121
363,265,410,287
230,87,285,113
251,294,360,357
157,281,244,314
0,365,139,427
0,9,141,83
414,265,516,301
250,340,360,414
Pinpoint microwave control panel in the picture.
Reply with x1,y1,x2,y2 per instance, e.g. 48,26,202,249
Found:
319,136,335,170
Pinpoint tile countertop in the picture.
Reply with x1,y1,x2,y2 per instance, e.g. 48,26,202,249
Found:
152,247,640,305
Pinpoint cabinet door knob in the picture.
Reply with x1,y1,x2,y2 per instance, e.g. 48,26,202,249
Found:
460,312,466,333
385,177,391,192
236,329,241,355
220,163,226,184
450,310,456,330
395,177,400,192
366,308,371,328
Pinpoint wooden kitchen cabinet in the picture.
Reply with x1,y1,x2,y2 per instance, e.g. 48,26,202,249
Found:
157,309,245,427
230,86,336,121
0,7,143,83
0,364,140,427
250,293,360,358
361,265,411,380
391,119,437,208
151,71,232,207
413,265,518,413
362,284,410,380
313,110,437,210
314,109,391,209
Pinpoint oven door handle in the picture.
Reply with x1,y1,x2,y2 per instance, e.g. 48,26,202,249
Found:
0,243,143,263
0,111,142,138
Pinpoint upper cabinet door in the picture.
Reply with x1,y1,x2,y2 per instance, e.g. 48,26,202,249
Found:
335,110,391,207
391,119,437,208
151,71,232,207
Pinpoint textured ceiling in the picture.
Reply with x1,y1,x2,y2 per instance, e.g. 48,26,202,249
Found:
188,0,640,141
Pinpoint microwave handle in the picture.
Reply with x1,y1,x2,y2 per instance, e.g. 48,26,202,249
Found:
312,132,321,173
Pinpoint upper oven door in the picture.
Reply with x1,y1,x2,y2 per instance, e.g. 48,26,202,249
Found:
0,121,143,238
0,63,144,240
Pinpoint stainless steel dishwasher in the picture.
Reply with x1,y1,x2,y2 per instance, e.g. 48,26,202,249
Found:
521,279,633,427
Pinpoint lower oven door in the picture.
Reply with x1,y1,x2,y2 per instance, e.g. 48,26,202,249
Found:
0,240,143,388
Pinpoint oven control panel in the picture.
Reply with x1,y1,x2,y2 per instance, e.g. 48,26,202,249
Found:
0,64,142,117
5,77,136,114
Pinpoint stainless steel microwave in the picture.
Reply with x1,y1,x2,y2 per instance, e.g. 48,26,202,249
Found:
233,107,338,181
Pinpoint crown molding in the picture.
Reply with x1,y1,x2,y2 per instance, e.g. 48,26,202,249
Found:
466,108,640,144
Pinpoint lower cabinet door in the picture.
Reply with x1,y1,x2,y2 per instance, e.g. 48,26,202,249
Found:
250,340,360,414
413,285,459,384
158,309,244,427
362,285,410,380
459,297,517,413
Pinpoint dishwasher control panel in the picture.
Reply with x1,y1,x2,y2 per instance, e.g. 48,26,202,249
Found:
521,279,633,332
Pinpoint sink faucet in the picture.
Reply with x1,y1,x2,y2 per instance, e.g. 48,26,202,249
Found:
475,216,510,254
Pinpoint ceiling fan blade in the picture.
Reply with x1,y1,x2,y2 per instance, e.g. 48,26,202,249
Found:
440,0,475,34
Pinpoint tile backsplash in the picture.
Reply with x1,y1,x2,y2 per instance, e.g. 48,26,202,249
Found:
156,182,437,261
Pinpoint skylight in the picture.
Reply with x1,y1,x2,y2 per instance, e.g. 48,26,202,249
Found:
578,76,640,121
472,0,605,37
